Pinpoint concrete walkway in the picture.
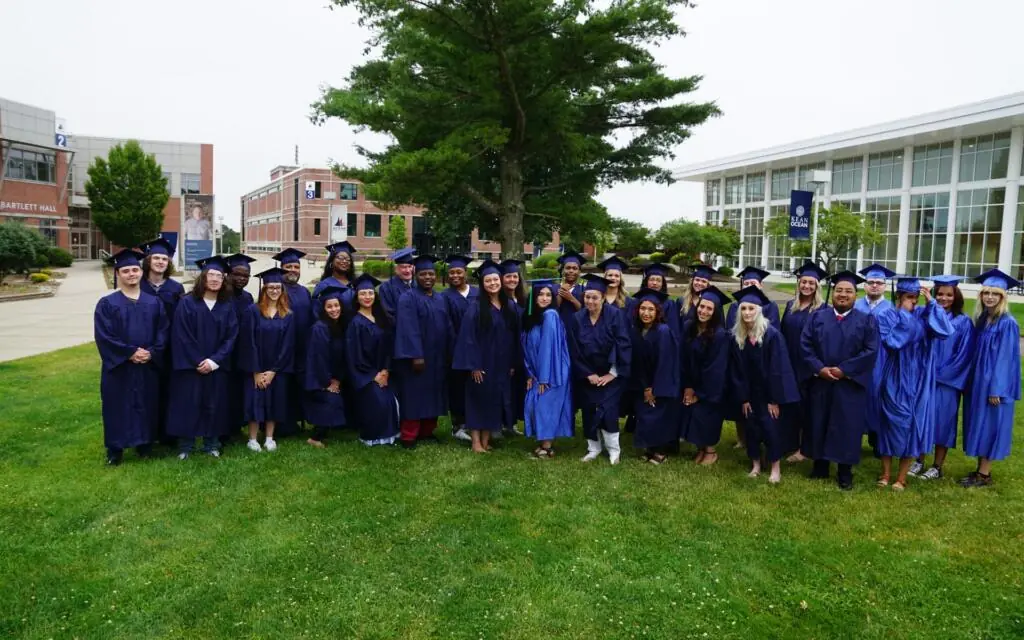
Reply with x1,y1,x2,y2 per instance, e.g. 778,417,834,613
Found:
0,260,109,363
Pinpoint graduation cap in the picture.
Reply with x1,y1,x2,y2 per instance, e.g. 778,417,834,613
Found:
597,255,629,273
895,276,921,295
110,248,145,270
859,263,896,281
557,251,587,268
698,285,730,309
195,255,230,273
634,287,669,305
583,273,611,294
412,254,439,271
737,265,770,283
475,259,501,280
272,248,306,265
499,259,524,276
139,237,175,258
325,241,357,256
352,273,381,291
974,268,1021,291
930,274,964,287
644,262,671,278
255,267,286,285
732,285,771,307
225,253,257,270
690,264,717,280
445,254,473,270
389,247,416,264
793,260,828,281
317,284,349,303
829,271,865,287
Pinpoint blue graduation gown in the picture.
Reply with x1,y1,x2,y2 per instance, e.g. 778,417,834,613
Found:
452,300,519,431
679,322,731,447
799,307,879,465
780,300,823,452
227,290,255,430
345,313,399,442
94,291,169,450
239,305,295,423
304,321,347,429
567,304,632,439
963,312,1021,461
140,277,185,439
140,277,185,318
167,295,238,439
522,309,574,440
725,300,782,332
556,283,585,326
854,297,894,436
631,322,681,449
379,275,413,319
442,285,479,418
930,312,974,449
393,287,453,421
729,326,801,462
876,301,952,458
311,276,355,309
677,295,725,328
284,283,313,428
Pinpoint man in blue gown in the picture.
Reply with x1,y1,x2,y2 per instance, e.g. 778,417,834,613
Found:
94,249,169,465
440,254,479,442
138,237,184,446
224,252,257,445
380,247,416,319
273,248,313,437
556,251,586,326
854,263,895,453
799,271,879,490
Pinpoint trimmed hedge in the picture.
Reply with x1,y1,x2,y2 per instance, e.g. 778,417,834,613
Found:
649,251,666,263
669,253,689,266
531,253,561,270
527,268,559,280
30,273,50,283
47,247,74,268
362,259,394,278
717,265,735,277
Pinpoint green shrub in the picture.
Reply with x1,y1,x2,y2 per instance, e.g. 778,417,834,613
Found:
32,253,49,269
362,259,394,278
629,256,647,267
531,253,561,270
40,267,53,275
669,252,689,266
527,268,559,280
30,273,50,283
717,265,735,277
47,247,74,268
649,251,666,263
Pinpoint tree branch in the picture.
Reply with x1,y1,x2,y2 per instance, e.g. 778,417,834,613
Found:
401,0,486,45
523,180,573,195
484,9,527,147
525,211,559,221
459,183,499,216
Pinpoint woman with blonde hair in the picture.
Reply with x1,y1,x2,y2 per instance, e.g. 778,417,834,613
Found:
678,264,723,326
597,255,632,310
239,267,295,453
781,261,828,463
960,269,1021,488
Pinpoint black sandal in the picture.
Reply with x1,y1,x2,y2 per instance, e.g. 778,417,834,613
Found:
648,453,667,465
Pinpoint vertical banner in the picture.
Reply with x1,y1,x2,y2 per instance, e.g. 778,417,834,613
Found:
183,194,215,269
789,189,813,239
329,204,348,243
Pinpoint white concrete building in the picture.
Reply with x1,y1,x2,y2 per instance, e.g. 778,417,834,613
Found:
675,92,1024,280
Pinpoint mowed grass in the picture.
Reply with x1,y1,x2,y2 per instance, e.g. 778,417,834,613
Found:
1,345,1023,639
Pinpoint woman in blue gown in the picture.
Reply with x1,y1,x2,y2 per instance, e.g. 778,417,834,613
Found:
680,286,731,466
440,254,479,442
567,274,632,465
629,288,680,465
312,240,357,307
855,263,897,454
875,278,953,490
345,275,400,446
304,285,349,447
676,264,723,327
781,261,828,462
521,279,573,458
273,248,314,437
961,269,1022,488
729,286,800,484
912,276,974,479
95,249,169,465
638,263,678,335
239,268,296,453
167,256,239,460
453,260,520,454
499,259,527,436
724,266,781,331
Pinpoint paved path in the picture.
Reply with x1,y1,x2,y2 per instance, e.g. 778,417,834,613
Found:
0,261,109,363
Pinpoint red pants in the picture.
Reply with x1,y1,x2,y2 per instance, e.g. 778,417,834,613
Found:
400,418,438,442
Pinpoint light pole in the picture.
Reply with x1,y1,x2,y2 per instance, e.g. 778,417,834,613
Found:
806,169,831,264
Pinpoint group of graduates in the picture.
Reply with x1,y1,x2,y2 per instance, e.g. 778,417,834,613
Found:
94,237,1020,490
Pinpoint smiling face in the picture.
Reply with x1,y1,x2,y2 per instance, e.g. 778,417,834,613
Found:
502,272,520,292
118,265,142,286
324,297,342,320
395,263,414,281
691,276,709,293
604,270,621,288
148,254,169,276
536,286,553,309
264,283,283,302
981,288,1003,310
935,285,955,310
584,289,603,313
229,265,250,291
332,252,352,274
190,205,203,220
358,289,375,310
416,268,436,290
282,262,301,284
638,300,657,326
562,261,580,283
739,302,759,326
832,281,856,311
798,276,818,298
205,269,225,292
696,298,715,323
481,273,501,295
447,266,466,289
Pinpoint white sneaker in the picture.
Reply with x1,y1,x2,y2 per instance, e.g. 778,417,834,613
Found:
581,439,602,462
208,450,221,458
908,461,925,476
603,431,621,466
453,428,472,442
177,452,189,461
264,438,278,452
247,439,262,452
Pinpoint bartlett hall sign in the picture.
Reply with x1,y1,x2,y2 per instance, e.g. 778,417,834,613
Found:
0,201,59,214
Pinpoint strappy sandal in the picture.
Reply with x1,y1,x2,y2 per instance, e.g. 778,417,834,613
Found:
693,451,706,464
892,480,906,491
876,476,890,487
648,453,667,465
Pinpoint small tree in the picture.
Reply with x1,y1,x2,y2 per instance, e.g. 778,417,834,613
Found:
654,218,705,262
610,218,653,256
85,140,170,248
220,225,240,254
765,203,883,275
0,222,46,282
385,215,408,251
700,224,741,266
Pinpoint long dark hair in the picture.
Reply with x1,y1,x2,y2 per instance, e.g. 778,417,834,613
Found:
686,299,723,344
933,284,965,317
639,273,666,292
319,295,348,338
523,284,557,332
477,287,518,332
633,299,665,330
348,291,392,331
320,251,357,285
504,273,527,307
141,255,170,282
190,270,234,304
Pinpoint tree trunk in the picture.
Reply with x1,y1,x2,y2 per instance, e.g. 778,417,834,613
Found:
498,152,525,260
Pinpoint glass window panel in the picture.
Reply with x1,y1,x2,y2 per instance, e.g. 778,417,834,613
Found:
959,153,975,183
987,205,1003,231
934,208,948,232
976,150,993,180
364,214,381,237
968,236,984,262
938,156,952,184
933,240,945,263
347,213,358,235
993,147,1010,179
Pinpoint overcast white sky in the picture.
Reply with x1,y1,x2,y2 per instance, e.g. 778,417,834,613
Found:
2,0,1022,232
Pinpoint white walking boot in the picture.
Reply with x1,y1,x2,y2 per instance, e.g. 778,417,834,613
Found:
581,437,602,462
603,430,621,465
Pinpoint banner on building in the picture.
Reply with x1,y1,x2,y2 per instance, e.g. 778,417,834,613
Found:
789,189,813,239
183,194,215,269
330,204,348,243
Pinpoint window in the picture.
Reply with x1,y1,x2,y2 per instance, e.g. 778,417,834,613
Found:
742,206,764,265
705,180,721,207
863,196,900,272
829,199,862,272
745,173,765,203
38,219,57,245
162,171,173,195
5,148,56,183
952,188,1004,276
800,162,827,197
830,157,863,195
724,177,744,205
314,181,323,199
364,214,381,237
722,209,742,268
911,142,954,187
314,218,322,236
412,215,427,236
1014,186,1024,280
906,193,949,277
770,168,795,200
866,151,904,191
766,204,806,271
959,132,1011,183
347,213,358,236
339,183,358,200
704,210,719,226
181,173,201,195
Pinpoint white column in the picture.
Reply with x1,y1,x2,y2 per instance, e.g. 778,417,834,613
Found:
895,146,914,274
998,126,1023,273
761,169,771,268
738,174,747,264
944,139,962,274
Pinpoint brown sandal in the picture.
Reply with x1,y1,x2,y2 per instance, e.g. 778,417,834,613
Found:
699,452,718,466
876,476,890,487
648,453,667,465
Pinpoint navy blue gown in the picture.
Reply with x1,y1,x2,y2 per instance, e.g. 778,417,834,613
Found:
140,277,184,441
283,282,314,433
442,285,479,421
304,320,347,430
393,287,453,421
345,312,400,443
567,304,632,440
239,305,295,424
227,290,255,433
312,276,356,309
167,295,239,440
725,300,781,331
679,322,731,448
379,275,413,319
631,322,681,449
556,283,585,326
452,301,519,432
780,300,823,454
94,291,169,450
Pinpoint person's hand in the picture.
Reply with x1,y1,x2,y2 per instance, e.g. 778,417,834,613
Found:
327,379,341,394
920,287,932,303
644,388,656,407
130,348,146,363
596,373,616,387
557,286,573,300
768,403,780,420
538,383,548,396
472,370,485,384
828,367,845,380
197,360,214,375
989,396,1001,406
264,371,276,386
374,371,389,388
587,374,601,386
253,372,265,389
742,402,752,418
683,388,697,405
509,368,515,377
819,367,837,381
526,378,534,391
412,358,425,373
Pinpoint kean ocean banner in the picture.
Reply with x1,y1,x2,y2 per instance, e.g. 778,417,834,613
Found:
789,189,813,239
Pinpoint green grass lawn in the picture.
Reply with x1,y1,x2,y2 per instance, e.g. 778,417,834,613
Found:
2,345,1024,638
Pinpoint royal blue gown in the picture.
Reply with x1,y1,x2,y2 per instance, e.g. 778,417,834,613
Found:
283,283,313,433
379,275,413,319
227,290,255,432
876,301,952,458
930,312,974,449
393,287,453,421
345,313,400,442
567,304,632,440
729,325,801,462
140,277,185,440
167,295,239,439
780,300,823,453
442,285,479,420
855,297,894,440
304,320,347,429
963,312,1021,461
631,322,681,449
94,291,169,450
679,322,731,448
522,308,574,440
453,301,519,432
799,308,879,465
238,305,295,424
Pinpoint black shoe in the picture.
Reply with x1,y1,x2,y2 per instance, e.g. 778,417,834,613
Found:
959,471,980,487
809,469,829,479
105,455,122,466
399,439,417,450
837,477,853,491
136,445,153,459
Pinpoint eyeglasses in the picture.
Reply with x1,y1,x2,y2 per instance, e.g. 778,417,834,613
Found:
206,273,225,280
865,280,886,286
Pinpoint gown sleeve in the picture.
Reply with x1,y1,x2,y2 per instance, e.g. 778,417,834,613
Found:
209,303,239,367
649,325,680,398
612,307,633,379
878,306,925,352
988,316,1022,400
937,315,974,391
451,304,482,372
836,314,879,388
924,299,953,339
305,322,333,391
767,330,801,405
392,293,423,361
273,314,295,373
537,309,570,388
238,305,260,373
728,339,749,405
149,299,170,368
345,320,377,389
94,297,136,371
